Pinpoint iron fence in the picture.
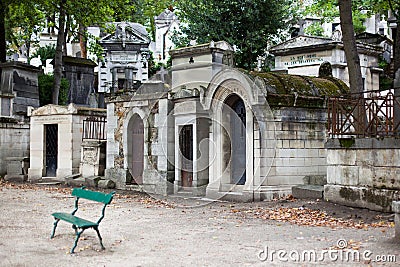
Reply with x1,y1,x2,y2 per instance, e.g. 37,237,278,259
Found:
328,91,400,138
82,116,107,140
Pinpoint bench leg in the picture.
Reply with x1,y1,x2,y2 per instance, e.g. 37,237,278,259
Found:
71,229,85,254
72,224,78,235
94,227,105,250
50,218,60,239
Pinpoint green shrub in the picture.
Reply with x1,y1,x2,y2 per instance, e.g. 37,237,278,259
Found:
38,74,69,105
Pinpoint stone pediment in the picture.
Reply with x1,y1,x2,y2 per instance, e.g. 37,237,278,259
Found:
100,22,151,45
270,35,336,52
30,103,78,116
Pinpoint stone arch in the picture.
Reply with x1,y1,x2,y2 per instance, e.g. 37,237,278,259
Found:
207,77,255,191
201,68,264,111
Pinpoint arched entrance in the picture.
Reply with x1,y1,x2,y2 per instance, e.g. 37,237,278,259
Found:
224,94,246,185
129,114,144,184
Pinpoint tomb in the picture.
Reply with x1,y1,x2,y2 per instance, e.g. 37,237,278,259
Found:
0,62,40,178
104,41,349,201
28,104,106,181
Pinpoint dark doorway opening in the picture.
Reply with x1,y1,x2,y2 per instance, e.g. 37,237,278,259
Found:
179,125,193,188
225,95,246,185
45,124,58,177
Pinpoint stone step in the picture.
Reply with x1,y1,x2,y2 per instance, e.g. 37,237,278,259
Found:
292,185,324,199
66,177,86,187
36,177,63,185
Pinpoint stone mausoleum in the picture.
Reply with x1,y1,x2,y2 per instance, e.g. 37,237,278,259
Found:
0,62,40,180
105,41,349,201
28,104,106,181
270,35,382,91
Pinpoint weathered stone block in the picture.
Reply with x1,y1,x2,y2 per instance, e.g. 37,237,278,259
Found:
98,179,115,189
4,174,27,183
85,176,102,187
292,185,324,199
324,184,400,212
66,177,86,187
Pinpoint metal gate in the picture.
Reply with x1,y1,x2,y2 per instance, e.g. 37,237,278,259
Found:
45,124,58,177
179,125,193,188
231,99,246,185
131,116,144,184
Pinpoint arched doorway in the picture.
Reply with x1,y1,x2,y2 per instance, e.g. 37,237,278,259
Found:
130,114,144,184
225,94,246,185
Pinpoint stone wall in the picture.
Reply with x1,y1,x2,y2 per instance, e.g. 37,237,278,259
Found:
0,120,30,176
325,138,400,212
267,107,327,184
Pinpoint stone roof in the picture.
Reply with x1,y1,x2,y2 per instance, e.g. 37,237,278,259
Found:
251,72,349,97
169,41,234,58
156,8,177,21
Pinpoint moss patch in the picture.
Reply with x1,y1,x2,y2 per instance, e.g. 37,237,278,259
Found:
339,138,355,148
339,187,360,201
249,71,349,98
362,188,392,209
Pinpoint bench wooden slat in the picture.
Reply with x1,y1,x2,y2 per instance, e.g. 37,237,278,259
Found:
72,187,114,204
52,212,98,228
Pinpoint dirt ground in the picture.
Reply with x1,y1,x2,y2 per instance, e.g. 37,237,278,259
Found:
0,181,399,266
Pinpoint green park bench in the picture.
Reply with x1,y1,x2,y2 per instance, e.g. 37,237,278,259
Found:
50,187,115,253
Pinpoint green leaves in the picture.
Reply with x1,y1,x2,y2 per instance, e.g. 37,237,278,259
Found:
175,0,295,69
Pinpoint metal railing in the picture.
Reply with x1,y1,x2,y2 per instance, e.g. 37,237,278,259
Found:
82,116,107,140
328,91,400,138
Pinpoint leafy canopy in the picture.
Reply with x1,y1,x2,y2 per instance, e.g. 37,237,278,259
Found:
174,0,297,70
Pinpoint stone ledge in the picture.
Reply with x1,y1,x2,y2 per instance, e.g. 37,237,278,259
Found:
324,184,400,212
292,185,324,199
326,138,400,149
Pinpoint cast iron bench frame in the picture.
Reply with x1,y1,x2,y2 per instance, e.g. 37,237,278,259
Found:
50,187,115,253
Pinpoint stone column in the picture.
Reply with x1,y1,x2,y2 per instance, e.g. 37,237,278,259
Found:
392,201,400,241
80,140,106,177
111,68,118,92
394,69,400,134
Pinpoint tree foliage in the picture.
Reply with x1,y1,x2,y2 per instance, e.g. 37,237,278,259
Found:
303,0,368,34
30,44,56,65
174,0,297,70
38,73,69,105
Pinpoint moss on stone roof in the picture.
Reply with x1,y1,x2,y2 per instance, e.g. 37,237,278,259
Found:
250,72,349,97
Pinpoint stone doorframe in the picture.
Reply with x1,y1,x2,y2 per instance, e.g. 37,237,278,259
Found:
123,108,149,183
208,82,254,192
201,69,269,201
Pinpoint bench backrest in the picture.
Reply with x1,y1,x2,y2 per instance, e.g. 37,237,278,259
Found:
72,187,114,204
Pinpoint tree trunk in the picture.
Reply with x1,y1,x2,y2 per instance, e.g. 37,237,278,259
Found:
79,24,87,58
63,14,70,56
393,16,400,131
0,1,7,63
338,0,366,135
52,0,66,105
338,0,364,94
394,17,400,89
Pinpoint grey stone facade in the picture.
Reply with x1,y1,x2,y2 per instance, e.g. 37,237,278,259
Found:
28,104,106,181
325,138,400,212
0,62,40,177
104,41,349,202
62,56,97,106
0,61,40,120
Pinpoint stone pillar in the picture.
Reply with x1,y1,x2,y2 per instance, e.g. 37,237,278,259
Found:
394,68,400,134
80,140,106,177
392,201,400,241
112,68,118,92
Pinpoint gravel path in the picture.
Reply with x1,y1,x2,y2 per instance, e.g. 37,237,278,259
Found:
0,183,399,266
